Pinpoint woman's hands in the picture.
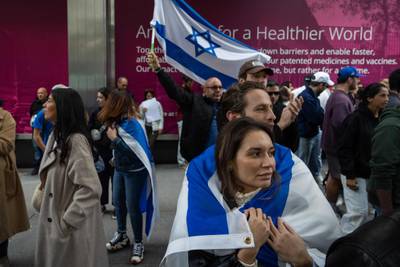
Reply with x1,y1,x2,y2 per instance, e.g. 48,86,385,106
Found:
267,217,312,267
238,210,312,267
237,208,270,265
246,208,271,249
106,124,118,141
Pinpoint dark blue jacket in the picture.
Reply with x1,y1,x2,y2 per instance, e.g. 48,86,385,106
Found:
112,137,144,172
298,87,324,138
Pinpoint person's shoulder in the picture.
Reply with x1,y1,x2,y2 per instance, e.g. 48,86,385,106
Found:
36,109,45,118
298,87,309,96
188,145,216,175
331,93,351,106
0,108,13,121
68,133,90,146
32,109,45,127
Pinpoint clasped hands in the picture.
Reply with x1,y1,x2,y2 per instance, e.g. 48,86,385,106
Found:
238,208,312,267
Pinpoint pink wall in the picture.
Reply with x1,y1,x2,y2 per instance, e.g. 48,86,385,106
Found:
2,0,398,133
0,0,68,133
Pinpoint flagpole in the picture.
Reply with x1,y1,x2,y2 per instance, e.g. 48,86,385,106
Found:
150,26,156,52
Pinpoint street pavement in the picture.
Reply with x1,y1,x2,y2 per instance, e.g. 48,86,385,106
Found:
7,165,185,267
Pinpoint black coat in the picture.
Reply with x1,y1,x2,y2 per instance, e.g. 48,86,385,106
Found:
189,250,245,267
326,212,400,267
88,108,113,163
157,70,216,162
337,104,379,179
273,100,299,152
30,99,46,116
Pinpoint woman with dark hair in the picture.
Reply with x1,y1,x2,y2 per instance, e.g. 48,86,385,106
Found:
215,117,280,210
164,118,319,267
338,83,389,234
99,90,158,265
89,87,113,212
34,88,109,267
0,99,30,267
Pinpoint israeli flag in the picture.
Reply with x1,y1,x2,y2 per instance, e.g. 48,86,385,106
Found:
161,144,342,266
117,118,159,238
151,0,271,88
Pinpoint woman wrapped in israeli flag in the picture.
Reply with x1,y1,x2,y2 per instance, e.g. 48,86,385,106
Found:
98,90,158,265
162,117,342,267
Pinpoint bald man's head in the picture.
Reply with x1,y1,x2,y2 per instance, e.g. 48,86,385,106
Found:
37,87,48,101
117,77,128,90
203,77,223,102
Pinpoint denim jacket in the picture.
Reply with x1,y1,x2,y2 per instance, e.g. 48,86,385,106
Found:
112,136,144,172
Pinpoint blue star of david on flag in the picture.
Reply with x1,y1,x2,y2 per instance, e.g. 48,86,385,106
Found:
185,26,221,57
152,0,271,89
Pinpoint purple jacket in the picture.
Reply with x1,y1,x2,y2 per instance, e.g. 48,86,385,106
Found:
321,90,354,156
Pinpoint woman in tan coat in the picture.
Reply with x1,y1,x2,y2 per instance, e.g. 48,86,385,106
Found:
0,99,30,266
34,89,109,267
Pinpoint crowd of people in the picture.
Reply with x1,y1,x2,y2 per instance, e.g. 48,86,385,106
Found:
1,51,400,267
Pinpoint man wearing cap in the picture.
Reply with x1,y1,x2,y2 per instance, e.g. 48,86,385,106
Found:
322,66,362,211
297,72,334,184
238,59,274,85
147,52,223,161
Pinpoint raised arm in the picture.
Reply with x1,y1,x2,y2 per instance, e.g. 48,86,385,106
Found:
147,52,194,108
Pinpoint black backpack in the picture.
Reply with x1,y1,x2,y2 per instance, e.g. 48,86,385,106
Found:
326,212,400,267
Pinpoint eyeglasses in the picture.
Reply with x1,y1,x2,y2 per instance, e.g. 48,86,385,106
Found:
206,85,223,90
268,92,280,96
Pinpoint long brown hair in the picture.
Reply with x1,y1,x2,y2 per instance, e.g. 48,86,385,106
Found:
98,89,139,124
216,117,279,208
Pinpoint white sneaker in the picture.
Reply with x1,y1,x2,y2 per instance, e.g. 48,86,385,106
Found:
106,232,130,251
129,242,144,264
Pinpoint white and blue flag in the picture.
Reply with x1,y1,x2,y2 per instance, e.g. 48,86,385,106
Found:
151,0,271,88
117,118,159,238
161,144,342,266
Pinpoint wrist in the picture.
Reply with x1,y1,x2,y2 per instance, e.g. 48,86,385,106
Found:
293,253,313,267
277,120,288,130
237,248,258,265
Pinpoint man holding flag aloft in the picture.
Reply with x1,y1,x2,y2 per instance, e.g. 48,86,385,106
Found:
148,52,223,162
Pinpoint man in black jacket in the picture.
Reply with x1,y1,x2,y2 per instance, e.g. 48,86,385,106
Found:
267,80,299,152
148,52,223,162
29,87,48,118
